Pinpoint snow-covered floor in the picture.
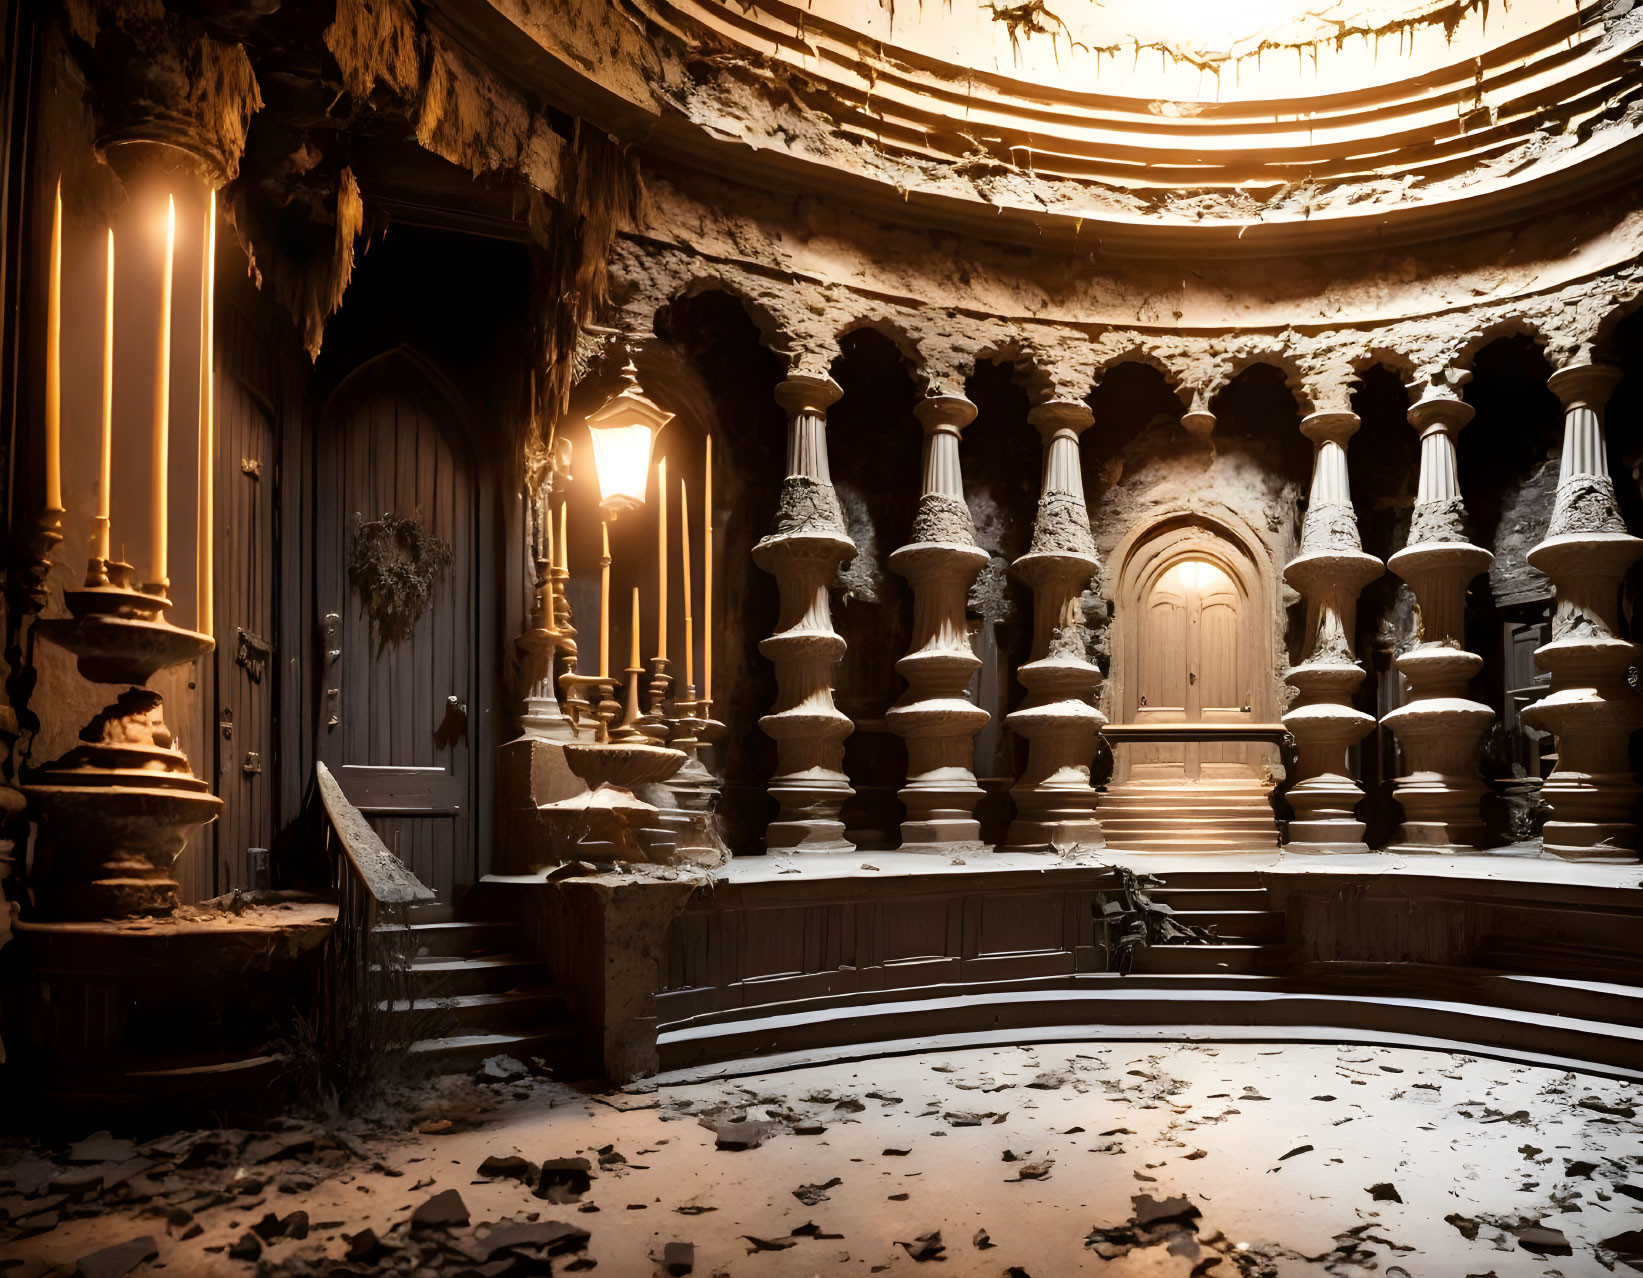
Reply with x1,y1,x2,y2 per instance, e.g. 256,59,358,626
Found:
4,1040,1641,1276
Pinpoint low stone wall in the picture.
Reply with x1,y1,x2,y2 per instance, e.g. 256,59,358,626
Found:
491,853,1643,1082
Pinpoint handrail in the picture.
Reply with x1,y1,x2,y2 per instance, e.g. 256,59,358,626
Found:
1103,722,1291,745
316,761,437,911
315,761,435,1093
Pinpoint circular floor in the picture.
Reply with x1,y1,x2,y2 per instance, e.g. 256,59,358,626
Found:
4,1040,1640,1275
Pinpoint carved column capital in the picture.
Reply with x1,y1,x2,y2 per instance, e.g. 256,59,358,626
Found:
1546,361,1622,412
774,373,844,418
1027,398,1094,439
914,394,978,435
1300,409,1360,449
70,1,262,187
1406,385,1475,436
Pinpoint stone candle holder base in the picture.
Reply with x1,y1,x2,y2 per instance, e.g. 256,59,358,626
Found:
540,740,688,865
24,687,222,918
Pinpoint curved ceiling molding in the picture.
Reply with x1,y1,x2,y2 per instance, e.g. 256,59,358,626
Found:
435,0,1643,256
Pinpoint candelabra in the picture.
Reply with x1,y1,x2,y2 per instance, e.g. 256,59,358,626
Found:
542,671,685,864
24,561,222,918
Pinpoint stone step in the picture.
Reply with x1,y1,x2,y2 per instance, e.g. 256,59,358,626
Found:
1100,815,1279,831
1162,910,1285,942
1143,887,1275,910
388,954,556,998
1103,839,1282,853
406,1028,585,1076
657,980,1643,1080
1295,962,1643,1031
1110,775,1274,785
373,921,521,958
379,988,570,1033
1127,943,1275,975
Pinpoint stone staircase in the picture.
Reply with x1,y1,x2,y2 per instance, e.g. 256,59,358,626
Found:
373,907,588,1076
1099,779,1282,852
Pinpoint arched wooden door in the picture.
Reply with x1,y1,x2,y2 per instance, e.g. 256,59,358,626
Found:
1129,555,1259,781
315,355,477,900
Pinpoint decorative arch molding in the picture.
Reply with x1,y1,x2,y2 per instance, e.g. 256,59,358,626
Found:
1103,506,1285,784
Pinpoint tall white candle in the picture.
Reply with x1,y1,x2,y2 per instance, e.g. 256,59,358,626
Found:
196,191,215,633
680,476,694,689
656,455,668,661
45,179,62,513
150,194,175,592
703,437,713,702
95,227,114,563
598,519,611,679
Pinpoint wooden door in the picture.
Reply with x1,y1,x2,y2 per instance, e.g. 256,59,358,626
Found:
211,295,278,891
316,355,476,900
1132,558,1253,780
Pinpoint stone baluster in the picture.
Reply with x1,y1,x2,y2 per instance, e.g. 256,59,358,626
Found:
1383,378,1495,852
753,373,858,853
886,394,990,846
1004,398,1106,849
1282,408,1384,852
1522,362,1643,861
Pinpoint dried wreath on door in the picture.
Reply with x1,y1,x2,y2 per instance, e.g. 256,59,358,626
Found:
349,512,453,650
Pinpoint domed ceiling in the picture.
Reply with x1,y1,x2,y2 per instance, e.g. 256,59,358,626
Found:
451,0,1643,253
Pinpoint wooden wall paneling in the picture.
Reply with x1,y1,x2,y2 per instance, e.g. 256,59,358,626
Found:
212,293,278,892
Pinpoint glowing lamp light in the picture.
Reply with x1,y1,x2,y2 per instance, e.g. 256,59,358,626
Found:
586,360,673,518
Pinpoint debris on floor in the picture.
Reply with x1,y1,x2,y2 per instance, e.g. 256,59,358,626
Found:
2,1040,1640,1274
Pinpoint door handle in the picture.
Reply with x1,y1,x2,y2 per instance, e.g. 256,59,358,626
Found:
437,695,468,748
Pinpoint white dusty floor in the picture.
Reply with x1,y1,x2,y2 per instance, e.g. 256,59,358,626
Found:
3,1040,1641,1277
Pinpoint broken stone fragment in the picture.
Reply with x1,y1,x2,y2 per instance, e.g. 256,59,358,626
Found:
1131,1194,1200,1229
72,1235,159,1278
479,1154,537,1182
790,1221,844,1239
743,1234,797,1252
973,1227,994,1249
226,1231,262,1261
477,1054,530,1081
67,1134,136,1164
1008,1159,1054,1181
1516,1223,1573,1256
1599,1229,1643,1262
663,1240,695,1274
1444,1213,1480,1241
534,1158,594,1202
412,1188,471,1228
897,1230,945,1261
252,1209,309,1241
463,1219,590,1261
1366,1182,1402,1203
793,1177,842,1205
707,1118,775,1151
344,1227,390,1264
